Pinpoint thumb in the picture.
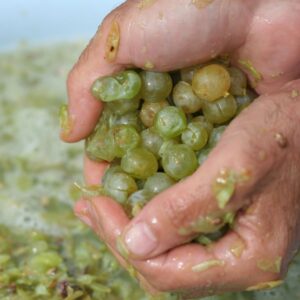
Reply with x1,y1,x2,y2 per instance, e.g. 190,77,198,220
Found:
62,0,255,142
120,89,294,260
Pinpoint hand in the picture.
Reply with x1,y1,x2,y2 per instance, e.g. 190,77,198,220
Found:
64,0,300,298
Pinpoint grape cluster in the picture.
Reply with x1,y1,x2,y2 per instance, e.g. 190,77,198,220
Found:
86,59,256,219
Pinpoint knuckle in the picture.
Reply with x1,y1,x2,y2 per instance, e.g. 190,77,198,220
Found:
162,192,200,232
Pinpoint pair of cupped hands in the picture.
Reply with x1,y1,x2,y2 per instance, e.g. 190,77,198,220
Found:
61,0,300,298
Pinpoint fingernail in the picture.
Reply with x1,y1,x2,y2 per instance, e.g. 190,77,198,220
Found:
59,104,73,138
124,222,157,257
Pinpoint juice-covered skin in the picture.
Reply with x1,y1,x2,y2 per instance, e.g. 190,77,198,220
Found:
67,0,300,298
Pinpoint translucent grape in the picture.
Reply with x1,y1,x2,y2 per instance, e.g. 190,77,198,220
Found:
154,106,187,138
110,125,141,157
198,148,212,165
236,89,257,113
144,172,175,194
173,81,203,113
104,171,138,204
162,144,198,180
121,148,158,179
85,109,115,162
102,165,123,185
141,127,164,157
140,71,173,102
139,100,169,128
92,70,142,102
228,67,247,96
128,190,153,217
158,139,179,158
192,64,231,102
208,126,227,148
181,122,209,151
109,112,143,131
180,65,203,84
202,95,237,124
107,97,140,116
191,116,214,135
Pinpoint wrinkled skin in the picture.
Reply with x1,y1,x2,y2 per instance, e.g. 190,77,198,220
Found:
62,0,300,298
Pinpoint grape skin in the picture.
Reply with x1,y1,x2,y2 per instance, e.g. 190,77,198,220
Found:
139,100,169,128
202,95,237,125
162,144,198,180
173,81,203,113
192,64,231,102
121,148,158,180
154,106,187,139
140,71,173,103
144,172,175,195
181,122,209,151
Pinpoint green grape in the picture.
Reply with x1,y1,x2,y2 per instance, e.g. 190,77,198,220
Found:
181,122,209,151
180,65,203,84
104,171,138,204
128,189,153,217
102,165,123,185
198,147,212,165
121,148,158,179
236,89,257,113
173,81,203,113
92,70,142,102
154,106,187,138
139,100,169,128
202,95,237,124
140,71,173,102
28,251,62,273
208,126,227,148
158,139,179,158
141,127,164,157
228,67,247,96
192,64,231,102
109,112,143,131
144,172,175,194
191,116,214,135
107,97,140,116
110,125,141,157
162,144,198,180
85,109,116,162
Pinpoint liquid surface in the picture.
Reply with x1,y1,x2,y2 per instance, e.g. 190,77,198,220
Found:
0,42,299,299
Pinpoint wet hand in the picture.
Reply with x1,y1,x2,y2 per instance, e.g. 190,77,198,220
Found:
66,0,300,297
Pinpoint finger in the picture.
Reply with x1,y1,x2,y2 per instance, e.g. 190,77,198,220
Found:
83,155,109,185
133,208,287,297
121,87,298,260
74,199,157,294
63,0,256,142
74,156,128,241
74,197,160,294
